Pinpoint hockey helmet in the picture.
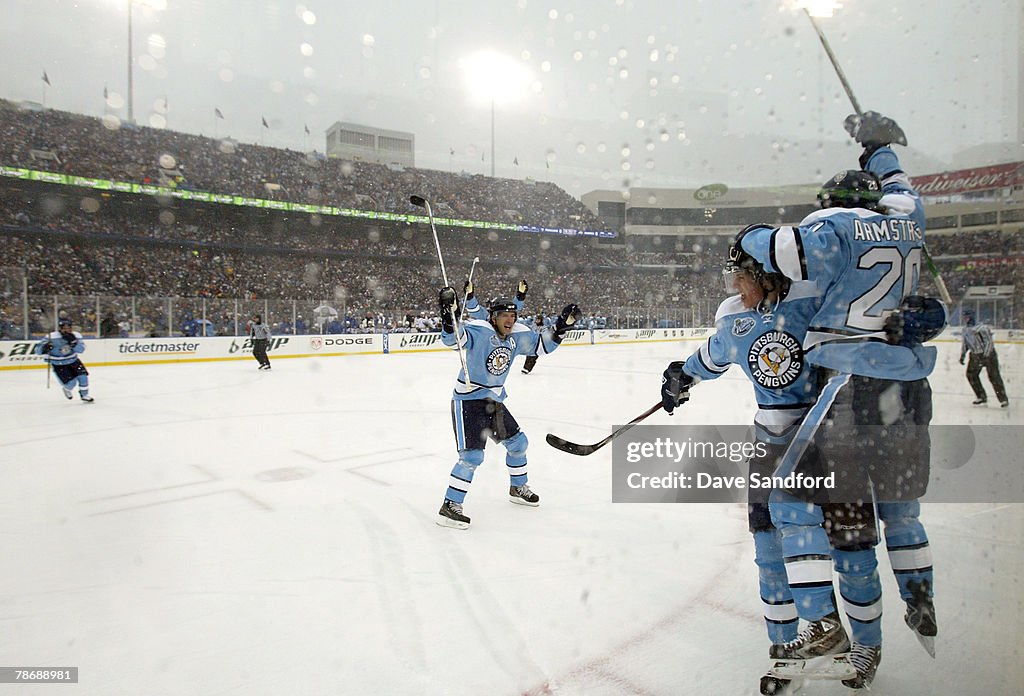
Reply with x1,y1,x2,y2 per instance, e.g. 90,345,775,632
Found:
817,169,883,210
487,297,518,317
724,224,789,298
58,317,73,329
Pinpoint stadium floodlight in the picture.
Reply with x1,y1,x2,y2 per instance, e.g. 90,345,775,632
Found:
460,51,531,177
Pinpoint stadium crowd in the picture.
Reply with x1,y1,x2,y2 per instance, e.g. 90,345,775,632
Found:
1,102,1021,337
0,101,605,231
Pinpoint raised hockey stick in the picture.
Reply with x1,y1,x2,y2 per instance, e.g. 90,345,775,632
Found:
410,194,471,385
546,401,663,456
461,256,480,319
803,9,954,306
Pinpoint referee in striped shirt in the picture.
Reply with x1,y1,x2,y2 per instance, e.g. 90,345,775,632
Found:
959,309,1007,407
250,314,272,370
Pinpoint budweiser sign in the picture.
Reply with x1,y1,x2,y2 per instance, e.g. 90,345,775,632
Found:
911,162,1024,196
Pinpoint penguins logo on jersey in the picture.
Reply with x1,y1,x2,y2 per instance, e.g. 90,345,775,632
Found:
747,331,803,389
486,346,513,375
732,317,756,337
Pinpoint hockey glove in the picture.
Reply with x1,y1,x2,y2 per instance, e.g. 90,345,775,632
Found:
661,361,694,415
883,295,947,347
463,279,474,301
844,111,908,169
553,303,582,339
960,355,966,365
438,286,460,333
843,111,907,148
516,279,529,301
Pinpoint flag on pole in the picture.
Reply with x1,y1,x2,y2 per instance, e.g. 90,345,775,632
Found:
42,71,51,86
481,152,485,162
304,124,310,135
215,107,224,119
261,116,269,128
513,156,519,166
103,84,108,100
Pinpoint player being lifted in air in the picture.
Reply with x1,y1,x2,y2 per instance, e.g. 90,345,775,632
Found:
736,111,945,689
435,283,580,529
661,227,884,693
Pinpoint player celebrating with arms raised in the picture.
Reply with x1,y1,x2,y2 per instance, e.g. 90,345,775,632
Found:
435,284,580,529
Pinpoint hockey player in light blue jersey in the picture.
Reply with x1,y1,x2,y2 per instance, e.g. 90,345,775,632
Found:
737,112,945,684
34,317,95,403
661,227,883,693
435,284,581,529
463,278,527,321
465,279,545,375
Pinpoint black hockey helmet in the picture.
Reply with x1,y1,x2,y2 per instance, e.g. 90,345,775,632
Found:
487,297,518,317
817,169,883,210
724,224,790,298
58,317,73,329
725,224,770,276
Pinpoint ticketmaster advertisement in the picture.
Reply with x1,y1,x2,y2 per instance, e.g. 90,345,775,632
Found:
613,424,1024,504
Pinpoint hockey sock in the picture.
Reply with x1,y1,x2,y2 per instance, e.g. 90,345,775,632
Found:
445,449,483,504
833,548,883,647
754,529,798,644
503,431,529,487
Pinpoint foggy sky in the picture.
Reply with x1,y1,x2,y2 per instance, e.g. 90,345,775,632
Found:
1,0,1019,197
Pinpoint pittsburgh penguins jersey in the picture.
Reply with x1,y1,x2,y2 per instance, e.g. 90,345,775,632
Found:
683,281,821,443
33,330,86,366
441,318,560,402
739,146,935,381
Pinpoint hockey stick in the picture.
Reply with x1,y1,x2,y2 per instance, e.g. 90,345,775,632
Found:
803,9,954,306
546,401,663,456
45,355,51,389
462,255,480,319
410,195,472,385
803,9,862,115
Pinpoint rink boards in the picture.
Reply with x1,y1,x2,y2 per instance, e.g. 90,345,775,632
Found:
1,326,1020,370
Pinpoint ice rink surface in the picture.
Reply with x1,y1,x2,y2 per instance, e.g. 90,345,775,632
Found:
1,337,1021,695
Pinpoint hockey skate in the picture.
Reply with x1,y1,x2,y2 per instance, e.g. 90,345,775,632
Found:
80,395,95,403
436,500,470,529
972,397,987,406
841,642,881,689
904,580,937,658
764,612,854,684
509,484,540,506
759,645,804,695
62,386,73,400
